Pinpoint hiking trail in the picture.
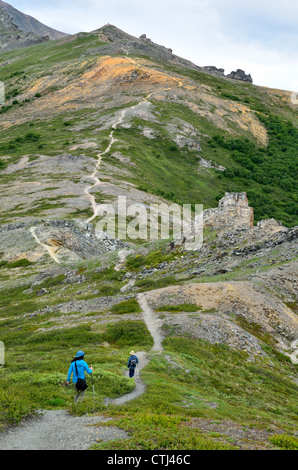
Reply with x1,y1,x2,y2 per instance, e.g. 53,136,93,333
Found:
18,75,183,449
84,73,183,224
29,72,183,260
104,293,164,406
0,411,128,450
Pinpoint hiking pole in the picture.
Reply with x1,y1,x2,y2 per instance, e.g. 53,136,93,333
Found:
91,373,95,402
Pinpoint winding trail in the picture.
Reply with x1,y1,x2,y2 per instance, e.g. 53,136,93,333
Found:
114,248,134,271
104,292,164,406
29,65,183,260
83,74,183,224
25,70,183,423
0,411,128,450
85,73,183,405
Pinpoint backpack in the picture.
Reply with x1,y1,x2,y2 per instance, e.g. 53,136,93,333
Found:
130,357,137,368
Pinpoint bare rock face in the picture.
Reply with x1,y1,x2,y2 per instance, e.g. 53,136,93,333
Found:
226,69,253,83
203,66,225,77
204,192,254,230
173,192,254,251
203,66,253,83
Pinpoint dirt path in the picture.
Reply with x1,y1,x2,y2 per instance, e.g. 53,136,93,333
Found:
114,248,133,271
0,410,128,450
84,74,183,224
103,293,164,406
104,350,149,406
29,72,183,259
0,278,166,449
137,293,164,352
20,76,183,448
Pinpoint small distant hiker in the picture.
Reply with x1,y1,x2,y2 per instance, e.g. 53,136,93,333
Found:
127,350,139,378
66,351,93,403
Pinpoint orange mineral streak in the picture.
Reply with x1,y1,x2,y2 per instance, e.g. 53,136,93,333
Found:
18,56,181,117
80,56,178,85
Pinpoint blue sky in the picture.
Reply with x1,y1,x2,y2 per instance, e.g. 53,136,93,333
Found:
7,0,298,91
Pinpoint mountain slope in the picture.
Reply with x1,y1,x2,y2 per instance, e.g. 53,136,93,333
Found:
0,25,296,227
0,22,297,449
0,0,67,53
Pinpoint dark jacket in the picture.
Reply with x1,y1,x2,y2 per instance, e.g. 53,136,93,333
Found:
127,355,139,369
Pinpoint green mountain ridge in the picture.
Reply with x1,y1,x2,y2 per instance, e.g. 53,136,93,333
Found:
0,21,297,451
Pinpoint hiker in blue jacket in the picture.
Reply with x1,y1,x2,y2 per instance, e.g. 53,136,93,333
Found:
66,351,93,403
127,350,139,378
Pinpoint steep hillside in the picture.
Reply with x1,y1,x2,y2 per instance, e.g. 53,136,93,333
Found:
0,23,297,450
0,25,296,227
0,1,67,53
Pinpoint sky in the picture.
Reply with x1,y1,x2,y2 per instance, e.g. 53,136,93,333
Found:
7,0,298,91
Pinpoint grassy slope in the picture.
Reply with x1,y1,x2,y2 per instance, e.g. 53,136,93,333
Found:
0,245,297,449
0,32,297,225
0,33,297,449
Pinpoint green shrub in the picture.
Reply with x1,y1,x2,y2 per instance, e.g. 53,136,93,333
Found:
269,434,298,450
22,325,104,349
24,132,41,142
8,258,33,268
93,412,235,450
212,113,298,227
103,321,153,348
110,299,141,315
221,92,241,101
98,285,120,296
34,274,66,290
135,275,178,291
93,370,135,398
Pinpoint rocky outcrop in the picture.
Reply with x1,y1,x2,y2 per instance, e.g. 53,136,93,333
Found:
0,1,67,39
204,192,254,230
173,192,254,250
226,69,253,83
203,66,253,83
203,66,225,78
90,24,203,73
143,281,298,356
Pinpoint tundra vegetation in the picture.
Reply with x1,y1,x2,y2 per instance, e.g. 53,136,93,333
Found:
0,25,297,450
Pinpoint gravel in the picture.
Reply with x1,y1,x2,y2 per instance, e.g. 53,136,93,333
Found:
0,410,128,450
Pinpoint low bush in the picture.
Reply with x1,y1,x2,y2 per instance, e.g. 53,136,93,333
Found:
269,434,298,450
103,321,153,348
110,299,141,315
